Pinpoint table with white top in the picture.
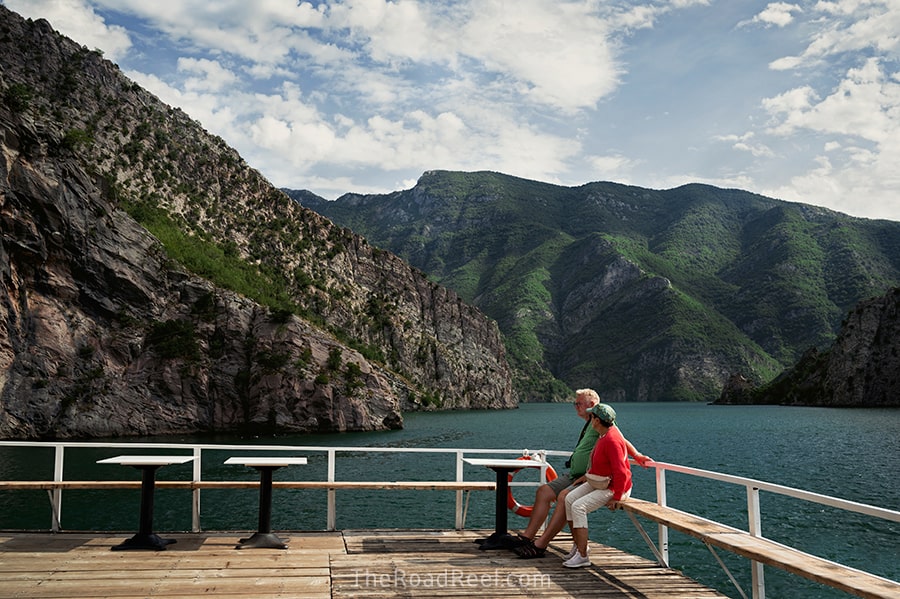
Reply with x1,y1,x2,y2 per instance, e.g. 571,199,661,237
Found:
463,457,547,550
96,455,195,551
224,456,308,549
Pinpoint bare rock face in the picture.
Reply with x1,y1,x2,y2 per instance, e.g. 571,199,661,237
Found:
0,124,402,438
0,7,515,439
716,288,900,406
717,373,756,405
818,287,900,406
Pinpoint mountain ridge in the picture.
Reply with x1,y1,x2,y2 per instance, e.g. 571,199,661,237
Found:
291,169,900,404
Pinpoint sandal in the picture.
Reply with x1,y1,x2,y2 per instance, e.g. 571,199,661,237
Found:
515,541,547,559
507,533,532,549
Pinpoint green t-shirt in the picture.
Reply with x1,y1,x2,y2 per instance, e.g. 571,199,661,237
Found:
569,421,600,478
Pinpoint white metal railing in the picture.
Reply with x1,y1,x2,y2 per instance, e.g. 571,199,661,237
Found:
2,442,897,598
642,460,900,599
0,441,563,533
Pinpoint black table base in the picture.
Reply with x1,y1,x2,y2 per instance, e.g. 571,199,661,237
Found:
474,531,520,550
112,533,177,551
111,464,176,551
236,465,289,550
479,465,520,551
237,531,288,550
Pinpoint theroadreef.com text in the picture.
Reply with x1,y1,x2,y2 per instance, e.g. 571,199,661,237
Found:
351,567,552,590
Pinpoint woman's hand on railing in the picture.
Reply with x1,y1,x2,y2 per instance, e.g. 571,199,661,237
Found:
633,454,652,468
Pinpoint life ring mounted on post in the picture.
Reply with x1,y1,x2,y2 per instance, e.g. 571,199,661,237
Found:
507,455,557,517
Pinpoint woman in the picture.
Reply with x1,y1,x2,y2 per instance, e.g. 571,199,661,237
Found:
561,402,632,568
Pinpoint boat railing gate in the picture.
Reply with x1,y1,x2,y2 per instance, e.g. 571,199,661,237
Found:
0,441,564,533
637,460,900,599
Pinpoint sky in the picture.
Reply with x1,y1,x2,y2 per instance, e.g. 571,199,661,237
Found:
5,1,900,222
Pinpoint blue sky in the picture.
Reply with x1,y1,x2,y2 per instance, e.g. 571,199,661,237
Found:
6,0,899,221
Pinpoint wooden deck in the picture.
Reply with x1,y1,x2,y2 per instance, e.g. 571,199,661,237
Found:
0,529,728,598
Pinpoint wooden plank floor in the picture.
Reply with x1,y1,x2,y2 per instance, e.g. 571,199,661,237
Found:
0,530,728,598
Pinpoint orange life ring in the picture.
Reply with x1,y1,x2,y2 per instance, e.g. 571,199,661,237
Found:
507,456,558,517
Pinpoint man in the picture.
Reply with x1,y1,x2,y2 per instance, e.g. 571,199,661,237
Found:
513,389,650,558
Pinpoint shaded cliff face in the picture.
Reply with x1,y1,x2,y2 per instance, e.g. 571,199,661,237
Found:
717,287,900,407
0,8,515,439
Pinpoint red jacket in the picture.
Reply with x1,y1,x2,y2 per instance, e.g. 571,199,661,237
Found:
587,425,632,500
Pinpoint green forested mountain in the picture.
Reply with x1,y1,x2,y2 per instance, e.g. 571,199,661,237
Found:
289,170,900,403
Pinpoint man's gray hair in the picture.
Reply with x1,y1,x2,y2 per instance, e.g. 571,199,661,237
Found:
575,388,600,405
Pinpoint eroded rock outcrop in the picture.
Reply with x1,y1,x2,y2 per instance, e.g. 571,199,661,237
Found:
0,7,515,439
716,288,900,406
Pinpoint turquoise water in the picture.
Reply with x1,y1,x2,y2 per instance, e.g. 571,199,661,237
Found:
1,402,898,598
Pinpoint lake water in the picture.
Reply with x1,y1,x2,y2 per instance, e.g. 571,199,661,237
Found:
1,402,898,598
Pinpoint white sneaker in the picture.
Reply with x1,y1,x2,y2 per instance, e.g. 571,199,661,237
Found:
565,544,587,559
563,551,591,568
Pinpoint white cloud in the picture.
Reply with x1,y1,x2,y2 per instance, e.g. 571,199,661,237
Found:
587,154,640,180
4,0,132,59
768,1,900,69
451,1,622,112
6,0,900,220
95,1,629,112
669,0,711,7
716,133,776,158
745,3,802,28
127,71,185,108
93,0,329,64
762,149,899,221
769,55,804,71
612,5,658,30
248,95,579,179
759,57,900,219
761,86,818,127
325,0,435,63
177,58,239,92
764,59,899,143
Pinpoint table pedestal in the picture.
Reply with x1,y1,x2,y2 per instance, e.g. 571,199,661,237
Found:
476,465,520,550
462,457,546,552
112,465,177,551
237,466,287,549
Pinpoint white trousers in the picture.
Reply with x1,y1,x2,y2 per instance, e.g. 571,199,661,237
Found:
564,479,631,529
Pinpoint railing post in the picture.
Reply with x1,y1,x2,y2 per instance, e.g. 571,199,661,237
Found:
326,449,336,531
455,451,465,529
656,467,669,566
191,447,202,532
51,445,64,532
747,486,765,599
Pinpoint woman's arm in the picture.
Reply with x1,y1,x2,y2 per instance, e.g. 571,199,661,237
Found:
623,438,652,467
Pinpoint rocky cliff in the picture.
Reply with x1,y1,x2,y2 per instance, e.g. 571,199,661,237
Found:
0,7,515,439
716,287,900,406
